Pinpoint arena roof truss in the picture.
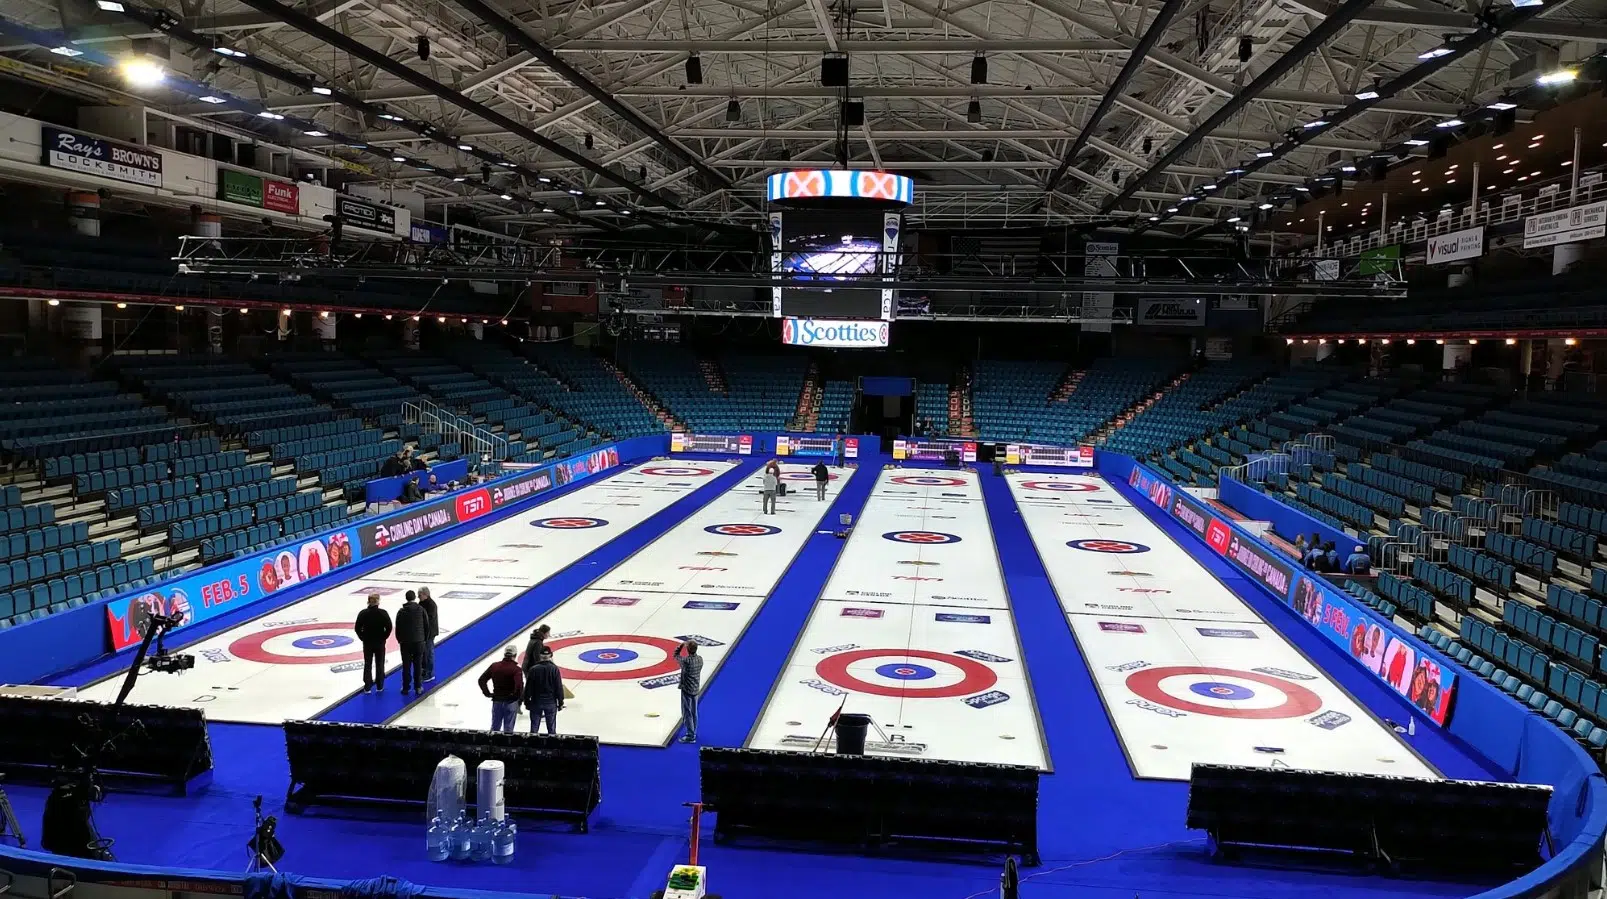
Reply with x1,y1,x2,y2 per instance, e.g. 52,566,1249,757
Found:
3,0,1604,237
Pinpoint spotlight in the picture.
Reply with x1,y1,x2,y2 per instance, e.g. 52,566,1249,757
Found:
1406,338,1416,345
685,54,703,84
1566,337,1578,346
311,85,333,96
1537,69,1577,86
96,0,125,9
119,56,165,88
970,54,988,85
47,299,60,306
501,319,509,325
319,310,329,318
1506,338,1517,345
116,302,128,309
174,305,185,311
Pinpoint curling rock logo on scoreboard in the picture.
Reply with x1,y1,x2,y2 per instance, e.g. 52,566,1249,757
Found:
782,318,889,349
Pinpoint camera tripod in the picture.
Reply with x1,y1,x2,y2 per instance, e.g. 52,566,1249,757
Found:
0,775,24,848
246,796,284,873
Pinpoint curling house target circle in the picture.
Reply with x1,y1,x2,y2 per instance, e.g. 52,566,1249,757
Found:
1067,538,1150,554
642,466,713,477
1022,480,1099,492
545,634,685,681
1125,666,1323,718
231,622,395,665
780,471,839,481
882,530,963,545
533,516,610,529
704,523,782,537
890,475,966,487
816,649,997,698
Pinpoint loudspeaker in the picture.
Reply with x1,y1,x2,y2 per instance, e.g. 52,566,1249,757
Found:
820,53,849,87
842,99,865,127
685,54,702,85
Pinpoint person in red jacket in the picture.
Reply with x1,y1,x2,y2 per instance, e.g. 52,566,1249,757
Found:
479,646,525,733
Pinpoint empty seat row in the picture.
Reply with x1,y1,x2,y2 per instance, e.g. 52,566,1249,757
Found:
1487,531,1558,577
226,477,298,507
1376,571,1436,620
1447,543,1515,591
199,463,272,493
254,491,321,525
0,502,56,534
0,521,90,560
1370,452,1465,492
1410,558,1474,605
74,462,169,496
1546,584,1607,635
0,556,158,625
106,477,198,513
172,450,249,478
1520,517,1597,561
168,507,254,545
0,539,121,590
137,492,226,530
1504,600,1602,671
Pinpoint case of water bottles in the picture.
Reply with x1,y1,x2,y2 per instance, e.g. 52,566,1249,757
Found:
425,758,516,865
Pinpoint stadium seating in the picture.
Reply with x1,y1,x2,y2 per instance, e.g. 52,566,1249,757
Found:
973,357,1180,444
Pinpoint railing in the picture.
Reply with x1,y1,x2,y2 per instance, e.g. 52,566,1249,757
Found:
1298,170,1607,259
402,398,509,462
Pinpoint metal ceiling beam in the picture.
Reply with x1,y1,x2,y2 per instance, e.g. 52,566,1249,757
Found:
226,0,682,208
1043,0,1186,195
447,0,750,206
1100,0,1380,213
1286,0,1607,43
552,38,1127,53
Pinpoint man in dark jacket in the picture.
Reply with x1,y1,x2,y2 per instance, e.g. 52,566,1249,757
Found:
523,647,564,735
523,624,550,672
380,451,407,478
418,587,439,682
394,590,427,695
354,593,393,693
478,646,525,733
811,460,829,501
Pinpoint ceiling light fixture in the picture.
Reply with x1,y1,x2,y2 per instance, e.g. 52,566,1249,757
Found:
1537,69,1577,86
1436,118,1464,129
1419,45,1454,60
311,85,333,96
198,95,226,104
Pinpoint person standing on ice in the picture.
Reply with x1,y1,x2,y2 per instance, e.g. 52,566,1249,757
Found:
811,460,829,501
676,641,704,743
479,646,525,734
418,587,439,682
354,593,393,693
395,590,428,695
761,463,780,515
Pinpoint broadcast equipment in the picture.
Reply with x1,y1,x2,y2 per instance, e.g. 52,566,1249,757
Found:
0,774,24,848
247,795,285,872
43,609,192,860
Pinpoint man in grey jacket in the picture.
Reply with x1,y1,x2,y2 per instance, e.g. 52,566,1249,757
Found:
760,465,779,515
677,641,704,743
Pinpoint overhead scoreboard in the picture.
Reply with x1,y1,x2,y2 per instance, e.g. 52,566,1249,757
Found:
670,433,753,455
776,435,858,458
1005,444,1095,468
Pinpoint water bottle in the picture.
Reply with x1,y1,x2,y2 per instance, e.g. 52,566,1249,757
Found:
470,812,493,862
449,811,472,861
491,817,516,865
426,813,450,862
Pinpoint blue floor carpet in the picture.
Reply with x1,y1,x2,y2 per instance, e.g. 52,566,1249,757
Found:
7,459,1509,899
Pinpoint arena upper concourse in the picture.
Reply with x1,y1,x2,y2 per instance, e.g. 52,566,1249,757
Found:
0,4,1605,899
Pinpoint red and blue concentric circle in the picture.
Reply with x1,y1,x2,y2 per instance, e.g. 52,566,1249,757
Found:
1022,480,1099,492
704,523,781,537
545,634,685,681
533,516,610,529
642,466,714,477
1125,666,1323,719
891,475,966,487
882,530,963,545
1067,538,1150,554
230,622,396,665
816,648,997,698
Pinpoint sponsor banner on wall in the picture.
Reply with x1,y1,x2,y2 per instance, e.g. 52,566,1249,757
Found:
336,194,398,234
42,126,163,188
264,179,300,214
218,169,300,215
219,169,264,207
781,317,889,349
1524,201,1607,249
410,222,448,244
1291,576,1455,724
1136,298,1205,327
1425,226,1485,265
105,443,621,650
1128,461,1456,727
769,212,784,317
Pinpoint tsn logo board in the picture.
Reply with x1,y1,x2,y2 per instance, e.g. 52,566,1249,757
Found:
781,318,889,349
